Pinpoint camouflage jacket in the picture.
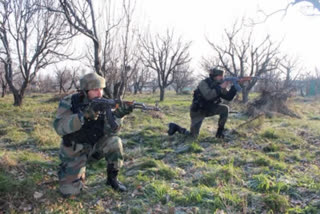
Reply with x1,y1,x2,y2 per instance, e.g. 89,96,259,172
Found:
191,77,237,112
53,93,123,139
198,78,229,101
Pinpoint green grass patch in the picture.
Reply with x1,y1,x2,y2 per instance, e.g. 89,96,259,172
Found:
199,159,243,186
31,124,61,148
1,93,320,212
263,192,289,213
261,128,279,139
127,158,178,180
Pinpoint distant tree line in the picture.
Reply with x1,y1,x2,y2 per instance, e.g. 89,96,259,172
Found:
0,0,319,105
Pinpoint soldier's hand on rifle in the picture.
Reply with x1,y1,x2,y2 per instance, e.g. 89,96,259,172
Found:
114,101,133,118
82,103,100,120
220,81,230,89
121,101,134,114
239,78,248,84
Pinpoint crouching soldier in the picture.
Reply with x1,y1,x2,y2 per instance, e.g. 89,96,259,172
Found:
168,68,238,138
53,73,132,197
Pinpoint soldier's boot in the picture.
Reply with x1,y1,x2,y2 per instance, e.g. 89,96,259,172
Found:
215,127,225,139
106,164,127,192
168,123,188,136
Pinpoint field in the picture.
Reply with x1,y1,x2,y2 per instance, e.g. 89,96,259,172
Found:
0,92,320,213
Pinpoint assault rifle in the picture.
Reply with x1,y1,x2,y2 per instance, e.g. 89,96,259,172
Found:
88,97,161,112
223,76,263,92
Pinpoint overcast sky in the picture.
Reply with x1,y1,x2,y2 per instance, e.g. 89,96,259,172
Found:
132,0,320,74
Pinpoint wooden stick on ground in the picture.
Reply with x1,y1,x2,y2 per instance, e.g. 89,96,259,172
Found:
236,113,265,129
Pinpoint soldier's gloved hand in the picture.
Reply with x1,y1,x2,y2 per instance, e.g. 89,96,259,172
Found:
114,101,133,118
82,104,100,120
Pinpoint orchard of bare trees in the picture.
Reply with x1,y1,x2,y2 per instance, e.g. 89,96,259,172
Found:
0,0,320,106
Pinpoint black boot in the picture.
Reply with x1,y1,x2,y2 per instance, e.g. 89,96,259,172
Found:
168,123,188,136
168,123,179,136
216,127,225,139
106,164,127,192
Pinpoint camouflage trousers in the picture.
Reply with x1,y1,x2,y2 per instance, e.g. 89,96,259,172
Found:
190,103,229,137
58,135,124,196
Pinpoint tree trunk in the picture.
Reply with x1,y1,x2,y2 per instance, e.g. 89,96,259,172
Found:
113,82,121,99
242,88,249,103
160,88,165,101
300,87,305,97
1,85,6,97
133,83,138,94
118,82,126,100
13,92,23,106
93,41,101,75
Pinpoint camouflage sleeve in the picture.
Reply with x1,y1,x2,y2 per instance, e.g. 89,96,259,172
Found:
53,95,82,136
198,80,221,101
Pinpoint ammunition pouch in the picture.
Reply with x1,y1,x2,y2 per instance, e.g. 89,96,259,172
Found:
62,93,106,147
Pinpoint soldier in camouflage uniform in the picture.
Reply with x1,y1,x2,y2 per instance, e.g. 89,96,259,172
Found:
53,73,132,197
168,68,238,138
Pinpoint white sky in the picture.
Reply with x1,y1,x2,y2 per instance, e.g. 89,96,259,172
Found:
50,0,320,76
132,0,320,73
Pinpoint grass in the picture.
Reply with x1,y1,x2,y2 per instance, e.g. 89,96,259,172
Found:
0,91,320,213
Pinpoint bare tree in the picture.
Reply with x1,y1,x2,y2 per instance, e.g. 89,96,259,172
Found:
0,0,73,106
252,0,320,25
38,73,56,93
147,75,159,94
255,55,302,92
132,66,151,94
206,22,281,103
59,0,138,100
172,65,195,94
140,30,191,101
100,0,139,100
67,66,81,91
55,67,72,94
115,0,139,99
279,56,302,89
0,62,7,97
58,0,103,75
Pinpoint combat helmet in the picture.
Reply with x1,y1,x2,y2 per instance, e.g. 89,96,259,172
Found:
209,68,224,77
80,73,106,91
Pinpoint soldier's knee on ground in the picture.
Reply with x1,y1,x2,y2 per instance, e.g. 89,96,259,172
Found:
59,177,84,197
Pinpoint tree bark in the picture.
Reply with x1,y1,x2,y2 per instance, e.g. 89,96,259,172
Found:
133,83,138,94
160,88,165,101
242,88,249,103
13,92,23,106
1,85,6,97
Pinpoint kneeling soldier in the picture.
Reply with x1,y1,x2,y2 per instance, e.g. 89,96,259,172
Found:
168,68,238,138
53,73,132,197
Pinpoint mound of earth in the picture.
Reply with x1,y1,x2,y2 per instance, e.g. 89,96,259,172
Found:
246,90,300,118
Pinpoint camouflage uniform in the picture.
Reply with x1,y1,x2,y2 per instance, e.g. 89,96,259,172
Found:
168,68,237,138
53,73,128,196
189,78,232,137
